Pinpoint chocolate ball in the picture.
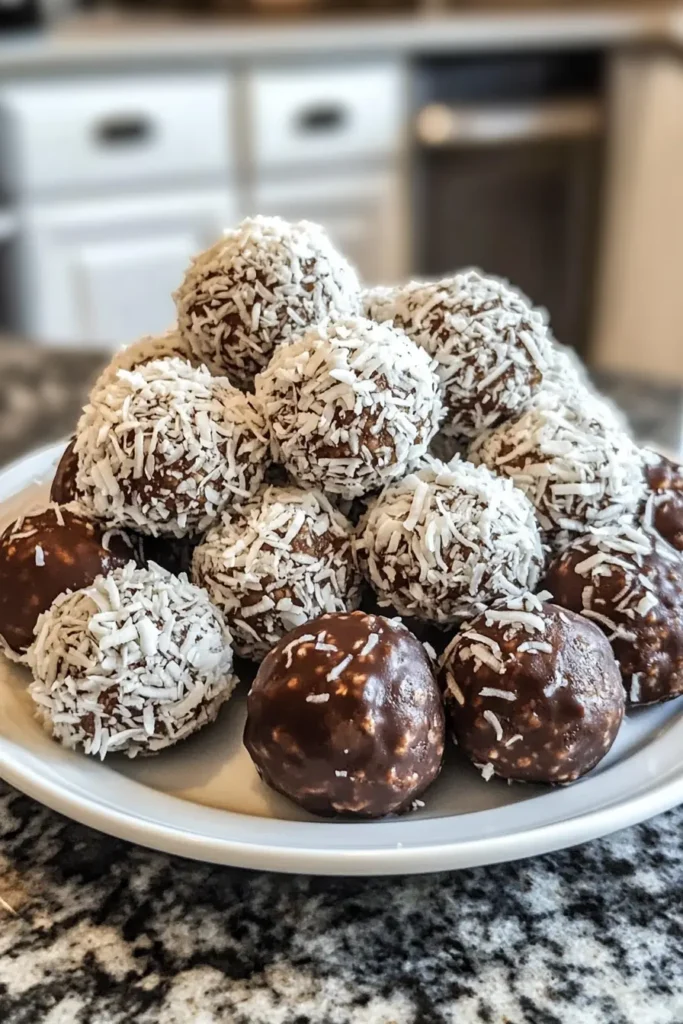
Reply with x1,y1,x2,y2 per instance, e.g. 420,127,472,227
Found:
644,452,683,552
174,216,361,389
29,562,237,758
356,458,544,626
193,485,361,662
544,521,683,706
244,611,446,818
50,438,80,505
91,328,200,395
0,506,135,654
365,271,553,439
255,316,443,500
471,398,646,546
75,357,269,537
441,593,624,784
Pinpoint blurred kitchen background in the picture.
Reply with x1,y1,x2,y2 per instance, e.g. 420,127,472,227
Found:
0,0,682,462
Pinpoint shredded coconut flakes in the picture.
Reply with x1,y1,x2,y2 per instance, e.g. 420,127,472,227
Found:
192,485,360,661
28,562,237,760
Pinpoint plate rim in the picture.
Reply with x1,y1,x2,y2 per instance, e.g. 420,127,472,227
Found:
1,441,682,876
2,740,683,875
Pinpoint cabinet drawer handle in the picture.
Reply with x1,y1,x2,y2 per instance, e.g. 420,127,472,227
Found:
297,105,347,134
417,100,602,147
95,116,155,147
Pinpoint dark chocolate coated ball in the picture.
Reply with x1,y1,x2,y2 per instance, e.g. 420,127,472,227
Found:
545,527,683,706
244,610,445,818
50,439,80,505
0,506,135,653
441,597,624,784
645,454,683,552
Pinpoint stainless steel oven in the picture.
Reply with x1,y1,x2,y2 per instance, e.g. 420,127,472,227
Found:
414,52,604,355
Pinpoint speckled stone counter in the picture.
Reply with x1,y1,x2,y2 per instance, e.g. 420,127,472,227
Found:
0,344,682,1024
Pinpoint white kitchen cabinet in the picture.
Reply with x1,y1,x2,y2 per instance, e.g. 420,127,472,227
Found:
18,189,235,347
0,74,234,198
248,63,404,171
252,170,408,285
248,59,408,286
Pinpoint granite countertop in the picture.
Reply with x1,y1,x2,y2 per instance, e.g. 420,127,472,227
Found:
1,344,682,1024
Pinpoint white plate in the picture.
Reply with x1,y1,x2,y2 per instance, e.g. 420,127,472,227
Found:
1,442,683,876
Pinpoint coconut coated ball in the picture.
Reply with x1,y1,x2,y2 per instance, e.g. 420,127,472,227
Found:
470,400,645,544
364,271,553,439
0,504,135,655
355,458,545,626
255,316,443,500
544,519,683,706
441,592,624,784
74,357,269,537
91,328,199,394
244,611,445,818
174,216,361,389
525,360,631,436
192,485,361,661
29,562,237,758
362,284,400,322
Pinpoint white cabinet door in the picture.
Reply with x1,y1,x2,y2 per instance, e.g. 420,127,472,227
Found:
252,170,407,286
18,190,236,347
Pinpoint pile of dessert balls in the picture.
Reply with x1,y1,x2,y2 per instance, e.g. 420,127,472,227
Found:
2,215,683,820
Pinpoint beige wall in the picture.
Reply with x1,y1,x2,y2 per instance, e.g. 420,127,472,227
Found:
594,51,683,382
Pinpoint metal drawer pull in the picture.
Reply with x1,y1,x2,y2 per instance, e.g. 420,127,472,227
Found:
417,99,602,147
95,116,155,147
297,105,348,134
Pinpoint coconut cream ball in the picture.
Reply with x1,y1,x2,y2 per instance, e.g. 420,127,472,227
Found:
74,357,269,537
255,316,443,500
526,350,631,435
92,328,199,394
28,562,237,759
355,458,545,626
544,519,683,706
362,284,400,322
362,271,553,439
470,401,646,544
192,485,362,661
174,216,361,389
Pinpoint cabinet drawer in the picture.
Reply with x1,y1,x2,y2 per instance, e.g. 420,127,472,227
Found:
1,74,233,196
249,63,404,169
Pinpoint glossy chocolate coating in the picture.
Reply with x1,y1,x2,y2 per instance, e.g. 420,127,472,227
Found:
50,439,80,505
441,603,624,784
0,507,134,653
244,610,445,818
545,536,683,706
645,455,683,552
